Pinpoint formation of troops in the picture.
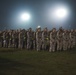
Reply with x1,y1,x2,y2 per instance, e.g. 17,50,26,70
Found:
0,26,76,52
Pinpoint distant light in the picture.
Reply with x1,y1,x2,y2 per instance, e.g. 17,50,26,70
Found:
21,13,30,21
55,7,68,19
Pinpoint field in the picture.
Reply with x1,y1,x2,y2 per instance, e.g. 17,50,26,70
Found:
0,48,76,75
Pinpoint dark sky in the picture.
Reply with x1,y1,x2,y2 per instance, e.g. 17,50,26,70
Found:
0,0,76,30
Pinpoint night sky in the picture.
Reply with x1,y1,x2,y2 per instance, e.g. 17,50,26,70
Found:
0,0,76,30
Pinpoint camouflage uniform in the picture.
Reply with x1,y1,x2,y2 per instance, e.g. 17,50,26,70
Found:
42,28,49,50
36,28,42,51
18,30,21,48
8,30,12,48
70,30,75,48
6,31,9,48
12,31,16,48
57,29,63,51
27,28,33,50
32,31,36,49
18,30,24,49
67,30,71,49
73,30,76,47
15,30,19,48
75,29,76,46
3,31,6,47
0,31,2,47
22,29,27,49
63,30,68,50
49,28,57,52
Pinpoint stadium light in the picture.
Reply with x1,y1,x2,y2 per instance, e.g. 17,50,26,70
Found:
55,7,68,19
21,13,30,21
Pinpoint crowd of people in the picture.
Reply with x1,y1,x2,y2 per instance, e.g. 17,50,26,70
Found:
0,26,76,52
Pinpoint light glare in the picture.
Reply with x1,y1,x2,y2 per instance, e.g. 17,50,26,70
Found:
55,7,68,18
21,13,30,21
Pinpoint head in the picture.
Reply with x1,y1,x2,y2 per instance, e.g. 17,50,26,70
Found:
29,28,32,32
44,27,48,32
52,28,56,32
37,26,41,32
37,28,41,32
59,27,63,32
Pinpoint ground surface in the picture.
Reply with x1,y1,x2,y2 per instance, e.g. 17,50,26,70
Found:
0,48,76,75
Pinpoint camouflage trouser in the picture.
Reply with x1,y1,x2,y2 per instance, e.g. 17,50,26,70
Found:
63,40,68,50
19,39,20,48
6,39,9,48
3,39,9,48
19,39,21,49
9,39,12,48
75,37,76,46
49,40,56,52
68,40,71,49
73,39,76,47
19,39,24,49
36,39,42,51
75,38,76,46
12,39,16,48
0,40,2,47
42,40,49,50
3,39,6,47
27,39,32,49
33,40,36,49
23,40,27,49
15,39,19,48
71,39,75,48
57,40,63,51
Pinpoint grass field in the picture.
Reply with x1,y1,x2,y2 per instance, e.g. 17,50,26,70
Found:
0,48,76,75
